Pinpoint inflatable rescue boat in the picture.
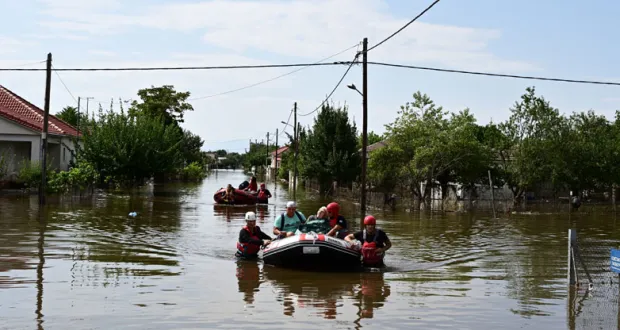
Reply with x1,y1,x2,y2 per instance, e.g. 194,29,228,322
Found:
263,233,362,271
213,187,258,205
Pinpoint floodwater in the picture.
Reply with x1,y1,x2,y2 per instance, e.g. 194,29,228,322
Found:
1,170,619,329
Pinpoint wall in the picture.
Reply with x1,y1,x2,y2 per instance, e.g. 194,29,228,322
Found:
0,116,41,169
0,116,81,174
0,141,31,179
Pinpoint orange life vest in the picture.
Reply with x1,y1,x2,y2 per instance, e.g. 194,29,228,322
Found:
361,230,383,265
257,189,268,200
236,226,261,257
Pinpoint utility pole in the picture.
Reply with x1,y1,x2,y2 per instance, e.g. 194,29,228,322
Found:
266,132,270,179
293,102,298,201
360,37,368,230
76,97,81,160
274,128,279,186
39,53,52,205
84,97,94,118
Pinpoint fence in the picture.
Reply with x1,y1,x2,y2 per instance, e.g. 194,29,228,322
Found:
300,177,620,214
567,229,619,329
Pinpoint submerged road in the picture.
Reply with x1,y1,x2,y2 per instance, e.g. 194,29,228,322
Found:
0,169,618,329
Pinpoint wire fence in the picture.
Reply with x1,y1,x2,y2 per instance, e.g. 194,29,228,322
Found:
569,229,619,330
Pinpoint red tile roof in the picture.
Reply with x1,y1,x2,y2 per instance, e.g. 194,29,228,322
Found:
271,146,289,156
0,85,80,137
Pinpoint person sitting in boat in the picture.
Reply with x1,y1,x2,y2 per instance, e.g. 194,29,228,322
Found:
326,202,349,239
222,184,236,203
236,211,272,259
244,176,258,192
344,215,391,268
296,206,331,234
273,201,306,238
257,183,272,202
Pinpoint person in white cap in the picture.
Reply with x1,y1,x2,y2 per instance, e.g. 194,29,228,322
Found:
236,211,272,259
273,201,306,238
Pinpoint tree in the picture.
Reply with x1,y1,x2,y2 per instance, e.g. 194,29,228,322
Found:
55,106,89,128
498,87,566,203
129,85,194,127
180,129,205,166
300,103,360,193
81,103,183,185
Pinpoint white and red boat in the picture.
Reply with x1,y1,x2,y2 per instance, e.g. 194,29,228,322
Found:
262,232,362,271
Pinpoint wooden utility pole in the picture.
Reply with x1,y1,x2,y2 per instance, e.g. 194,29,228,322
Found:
293,102,298,201
266,132,270,179
274,128,279,186
360,37,368,230
39,53,52,205
76,96,81,160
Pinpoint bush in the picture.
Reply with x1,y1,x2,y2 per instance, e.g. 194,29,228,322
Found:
181,161,206,181
47,160,99,193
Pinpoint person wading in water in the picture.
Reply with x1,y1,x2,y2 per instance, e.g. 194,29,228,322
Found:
344,215,391,267
236,211,272,259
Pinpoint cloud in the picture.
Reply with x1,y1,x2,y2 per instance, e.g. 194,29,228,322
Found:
88,50,116,57
34,0,538,73
602,97,620,103
0,37,35,54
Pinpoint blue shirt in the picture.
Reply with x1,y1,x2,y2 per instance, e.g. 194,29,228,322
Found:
274,211,306,233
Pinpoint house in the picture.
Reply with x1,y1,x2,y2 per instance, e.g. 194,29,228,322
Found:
358,140,388,159
0,85,81,180
265,146,289,181
270,146,289,169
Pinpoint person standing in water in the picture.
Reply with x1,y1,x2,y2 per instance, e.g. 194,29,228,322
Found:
236,211,272,259
344,215,391,267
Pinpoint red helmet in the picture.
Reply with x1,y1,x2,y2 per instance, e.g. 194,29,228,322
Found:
363,215,376,225
260,183,265,189
326,202,339,214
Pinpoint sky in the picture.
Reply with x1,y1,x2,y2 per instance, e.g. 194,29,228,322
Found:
1,0,619,153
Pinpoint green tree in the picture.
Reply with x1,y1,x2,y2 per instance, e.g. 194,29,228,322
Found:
300,103,360,194
180,129,205,166
498,87,566,203
129,85,194,127
55,106,89,128
81,103,183,185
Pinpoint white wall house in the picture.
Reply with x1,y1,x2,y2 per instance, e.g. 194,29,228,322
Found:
0,85,82,181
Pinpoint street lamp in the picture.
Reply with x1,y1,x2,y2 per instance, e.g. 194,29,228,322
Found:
347,84,363,97
281,121,293,127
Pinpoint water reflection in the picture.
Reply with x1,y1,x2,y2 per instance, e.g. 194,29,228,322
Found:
235,260,262,305
262,266,390,320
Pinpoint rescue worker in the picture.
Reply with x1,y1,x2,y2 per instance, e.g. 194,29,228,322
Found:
244,176,258,192
236,211,272,259
325,202,348,239
222,184,235,203
257,183,272,202
344,215,391,267
273,201,306,238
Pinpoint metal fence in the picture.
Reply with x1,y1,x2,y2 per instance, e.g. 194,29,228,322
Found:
567,229,619,330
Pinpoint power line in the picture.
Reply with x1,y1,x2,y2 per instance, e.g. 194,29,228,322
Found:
52,65,78,104
0,62,351,72
7,60,46,68
366,0,441,53
280,108,294,137
369,61,620,86
5,59,618,87
298,52,361,117
189,43,360,101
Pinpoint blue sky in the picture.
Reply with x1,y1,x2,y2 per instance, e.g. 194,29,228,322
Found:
1,0,619,153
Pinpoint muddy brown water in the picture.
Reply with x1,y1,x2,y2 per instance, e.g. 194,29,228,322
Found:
1,169,619,329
